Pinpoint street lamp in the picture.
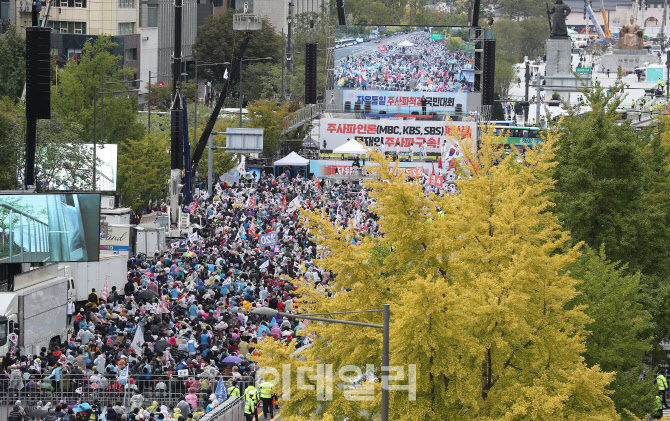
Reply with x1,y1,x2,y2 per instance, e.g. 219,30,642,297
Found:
251,304,391,421
239,56,273,127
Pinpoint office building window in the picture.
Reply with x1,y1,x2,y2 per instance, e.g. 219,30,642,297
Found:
118,22,135,35
147,4,157,26
48,21,87,34
1,0,10,20
53,0,86,7
124,48,137,61
118,0,134,8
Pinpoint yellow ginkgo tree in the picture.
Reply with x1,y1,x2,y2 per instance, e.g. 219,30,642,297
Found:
252,126,619,421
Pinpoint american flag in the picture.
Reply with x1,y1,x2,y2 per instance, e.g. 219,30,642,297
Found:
100,278,110,302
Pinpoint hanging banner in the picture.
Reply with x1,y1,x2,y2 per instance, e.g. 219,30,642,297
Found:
340,90,469,114
320,118,477,153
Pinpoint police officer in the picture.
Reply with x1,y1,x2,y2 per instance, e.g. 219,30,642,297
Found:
631,99,636,109
227,380,241,398
656,394,663,419
658,371,669,408
258,378,274,419
245,386,260,421
244,394,256,421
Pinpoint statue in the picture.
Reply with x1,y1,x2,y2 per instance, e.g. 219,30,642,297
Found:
618,18,644,50
548,0,571,38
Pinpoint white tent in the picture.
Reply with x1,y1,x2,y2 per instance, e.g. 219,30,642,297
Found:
397,40,414,47
333,139,369,155
273,151,310,166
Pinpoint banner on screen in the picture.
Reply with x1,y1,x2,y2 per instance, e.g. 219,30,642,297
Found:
259,232,278,248
310,160,432,179
320,118,477,153
0,193,101,263
341,90,468,114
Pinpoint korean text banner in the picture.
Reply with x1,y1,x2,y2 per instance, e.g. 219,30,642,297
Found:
341,90,468,114
320,118,477,153
310,160,432,179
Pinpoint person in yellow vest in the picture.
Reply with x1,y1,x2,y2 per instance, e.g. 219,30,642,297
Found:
632,99,636,109
244,394,256,421
245,386,260,421
228,380,241,398
656,394,663,418
258,378,275,419
657,371,669,409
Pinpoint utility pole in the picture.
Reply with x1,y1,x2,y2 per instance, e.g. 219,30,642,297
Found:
536,70,541,126
524,62,530,124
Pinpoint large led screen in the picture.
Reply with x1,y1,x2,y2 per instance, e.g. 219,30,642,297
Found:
334,26,475,93
0,193,101,263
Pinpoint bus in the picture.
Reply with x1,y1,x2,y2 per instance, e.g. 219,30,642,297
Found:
335,38,356,48
491,125,542,146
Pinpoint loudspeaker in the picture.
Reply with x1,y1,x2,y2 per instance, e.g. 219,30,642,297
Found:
482,39,496,106
474,40,482,93
305,42,317,104
171,109,183,170
25,27,51,119
336,0,346,25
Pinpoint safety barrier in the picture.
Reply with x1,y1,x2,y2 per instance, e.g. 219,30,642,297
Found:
0,374,255,419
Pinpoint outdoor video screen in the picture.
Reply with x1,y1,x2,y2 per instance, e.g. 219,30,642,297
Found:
0,193,101,263
334,25,475,92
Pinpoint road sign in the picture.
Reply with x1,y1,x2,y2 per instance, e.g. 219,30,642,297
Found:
431,34,443,40
575,67,592,74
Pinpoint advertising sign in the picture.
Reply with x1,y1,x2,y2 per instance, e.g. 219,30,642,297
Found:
429,174,444,187
100,225,131,253
259,232,278,248
341,90,469,114
320,118,477,153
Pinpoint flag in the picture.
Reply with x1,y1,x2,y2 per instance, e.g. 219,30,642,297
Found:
431,161,436,176
119,366,129,381
223,69,229,80
282,195,287,212
438,157,443,169
100,278,110,302
248,195,256,208
99,407,107,421
131,324,145,355
215,377,227,401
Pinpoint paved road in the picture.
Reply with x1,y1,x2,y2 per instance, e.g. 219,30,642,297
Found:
334,33,410,64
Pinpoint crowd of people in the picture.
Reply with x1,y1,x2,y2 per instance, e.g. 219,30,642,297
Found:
0,171,439,421
335,31,475,93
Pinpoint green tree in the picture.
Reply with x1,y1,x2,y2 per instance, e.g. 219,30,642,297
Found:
496,0,546,18
0,26,26,101
52,35,145,148
193,9,282,94
147,81,197,111
569,246,656,420
552,79,646,269
117,120,170,213
246,100,288,157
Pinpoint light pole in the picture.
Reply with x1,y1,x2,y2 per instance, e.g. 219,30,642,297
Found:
239,56,273,127
251,304,391,421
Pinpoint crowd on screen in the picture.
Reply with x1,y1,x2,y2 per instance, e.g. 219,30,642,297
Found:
335,31,475,93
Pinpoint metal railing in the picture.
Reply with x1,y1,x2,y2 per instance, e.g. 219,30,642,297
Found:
0,202,50,264
0,374,255,413
281,103,323,136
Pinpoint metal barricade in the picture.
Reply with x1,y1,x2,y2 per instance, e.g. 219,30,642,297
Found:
0,373,257,420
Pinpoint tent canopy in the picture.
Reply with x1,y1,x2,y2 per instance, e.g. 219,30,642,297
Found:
274,151,310,166
397,40,414,47
333,139,369,155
